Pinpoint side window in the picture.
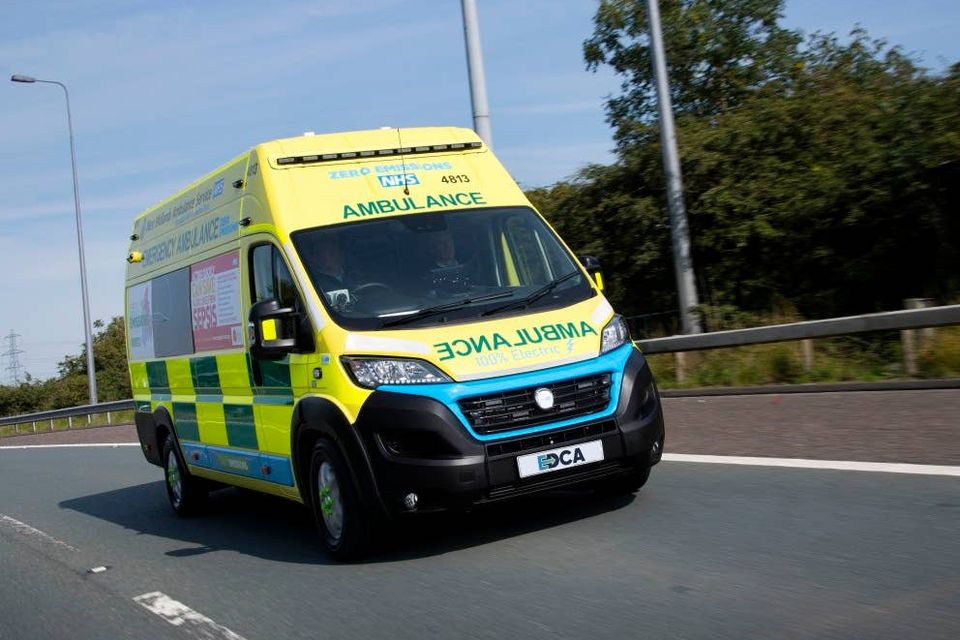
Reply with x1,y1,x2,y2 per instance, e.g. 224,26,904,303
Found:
251,244,275,302
504,215,552,284
250,244,298,307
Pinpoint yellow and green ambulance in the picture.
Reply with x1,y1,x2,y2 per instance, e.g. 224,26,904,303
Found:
125,126,665,558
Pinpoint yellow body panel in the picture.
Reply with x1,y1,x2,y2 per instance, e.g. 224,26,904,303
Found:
196,403,228,447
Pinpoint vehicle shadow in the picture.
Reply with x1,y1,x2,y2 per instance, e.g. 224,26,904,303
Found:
59,480,637,565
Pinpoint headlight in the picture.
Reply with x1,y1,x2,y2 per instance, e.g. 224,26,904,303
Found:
600,314,631,354
340,356,452,389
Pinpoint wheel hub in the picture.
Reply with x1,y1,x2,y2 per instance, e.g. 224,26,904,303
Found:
317,461,344,541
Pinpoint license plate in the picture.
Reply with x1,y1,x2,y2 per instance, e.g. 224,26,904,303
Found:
517,439,604,478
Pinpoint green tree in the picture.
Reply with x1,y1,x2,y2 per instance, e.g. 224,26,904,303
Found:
584,0,802,145
531,7,960,326
57,316,131,402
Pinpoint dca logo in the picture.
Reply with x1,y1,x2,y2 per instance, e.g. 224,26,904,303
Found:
537,446,587,471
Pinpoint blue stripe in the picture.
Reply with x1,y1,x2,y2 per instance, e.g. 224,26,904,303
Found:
380,343,634,441
180,443,294,486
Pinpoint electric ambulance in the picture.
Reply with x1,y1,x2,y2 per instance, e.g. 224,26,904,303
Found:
125,127,665,558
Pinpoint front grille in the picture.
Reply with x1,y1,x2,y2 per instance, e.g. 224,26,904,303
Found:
458,373,612,435
485,420,617,458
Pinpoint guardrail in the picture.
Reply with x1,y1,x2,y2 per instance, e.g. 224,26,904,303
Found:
0,399,134,435
1,304,958,437
635,304,960,353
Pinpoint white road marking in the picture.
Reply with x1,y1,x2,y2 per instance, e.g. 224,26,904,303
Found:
662,453,960,477
134,592,248,640
88,566,109,574
0,514,79,552
0,443,139,450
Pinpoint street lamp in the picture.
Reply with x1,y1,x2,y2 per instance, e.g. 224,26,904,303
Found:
11,74,98,405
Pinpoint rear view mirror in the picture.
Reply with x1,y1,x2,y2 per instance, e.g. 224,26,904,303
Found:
579,255,604,291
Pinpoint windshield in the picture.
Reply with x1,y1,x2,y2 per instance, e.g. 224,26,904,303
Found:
291,207,594,330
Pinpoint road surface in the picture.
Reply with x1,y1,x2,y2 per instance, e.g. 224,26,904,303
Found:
1,446,957,639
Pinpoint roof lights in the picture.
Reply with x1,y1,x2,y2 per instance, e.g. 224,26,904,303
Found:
275,141,482,167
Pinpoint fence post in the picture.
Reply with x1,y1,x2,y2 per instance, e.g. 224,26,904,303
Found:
801,339,814,372
902,298,934,376
674,352,687,385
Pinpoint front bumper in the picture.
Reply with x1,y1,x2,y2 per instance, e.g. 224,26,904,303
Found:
354,346,665,515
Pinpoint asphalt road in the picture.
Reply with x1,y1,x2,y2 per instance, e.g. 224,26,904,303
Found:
1,447,957,640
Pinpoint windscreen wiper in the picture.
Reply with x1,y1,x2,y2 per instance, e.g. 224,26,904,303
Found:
380,290,515,328
481,270,581,318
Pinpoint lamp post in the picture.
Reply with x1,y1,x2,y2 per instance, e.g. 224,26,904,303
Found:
460,0,493,147
645,0,701,334
11,74,98,405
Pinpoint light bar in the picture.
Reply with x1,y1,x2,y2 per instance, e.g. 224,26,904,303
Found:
275,141,483,166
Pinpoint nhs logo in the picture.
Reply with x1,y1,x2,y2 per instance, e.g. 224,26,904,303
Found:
378,173,420,188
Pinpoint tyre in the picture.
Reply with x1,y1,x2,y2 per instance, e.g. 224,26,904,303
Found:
308,439,371,560
597,462,651,497
162,433,207,516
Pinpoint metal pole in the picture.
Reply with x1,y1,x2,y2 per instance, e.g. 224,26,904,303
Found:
460,0,493,147
646,0,701,334
15,78,98,404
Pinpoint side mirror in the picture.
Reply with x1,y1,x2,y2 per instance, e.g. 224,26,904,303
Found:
248,299,298,360
579,255,604,291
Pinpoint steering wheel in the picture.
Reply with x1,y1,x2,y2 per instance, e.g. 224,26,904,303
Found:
352,282,391,296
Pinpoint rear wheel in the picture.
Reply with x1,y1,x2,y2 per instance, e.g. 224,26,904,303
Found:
308,439,371,560
162,434,207,516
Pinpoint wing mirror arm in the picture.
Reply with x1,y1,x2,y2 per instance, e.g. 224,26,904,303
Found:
579,255,605,291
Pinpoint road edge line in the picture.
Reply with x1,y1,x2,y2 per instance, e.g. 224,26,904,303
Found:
0,443,140,450
661,453,960,476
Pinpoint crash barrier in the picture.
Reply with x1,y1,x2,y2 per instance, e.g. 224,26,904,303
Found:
1,304,958,437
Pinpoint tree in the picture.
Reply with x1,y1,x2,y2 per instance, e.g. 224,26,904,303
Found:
584,0,802,145
530,9,960,326
57,317,131,403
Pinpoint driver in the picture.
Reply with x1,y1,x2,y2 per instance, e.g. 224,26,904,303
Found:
311,234,352,292
427,229,460,269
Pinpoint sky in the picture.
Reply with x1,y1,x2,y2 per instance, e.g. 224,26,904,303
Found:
1,0,958,383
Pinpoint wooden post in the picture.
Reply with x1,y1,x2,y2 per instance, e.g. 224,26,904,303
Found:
674,351,687,385
902,298,934,376
801,339,814,372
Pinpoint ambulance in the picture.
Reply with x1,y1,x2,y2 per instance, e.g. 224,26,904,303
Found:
125,127,665,558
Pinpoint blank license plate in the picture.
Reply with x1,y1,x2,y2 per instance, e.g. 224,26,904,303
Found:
517,439,604,478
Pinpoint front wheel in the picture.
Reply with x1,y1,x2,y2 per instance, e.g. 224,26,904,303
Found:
162,434,207,516
308,439,371,560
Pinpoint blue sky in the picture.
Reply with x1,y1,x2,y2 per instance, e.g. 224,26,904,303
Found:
1,0,958,382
